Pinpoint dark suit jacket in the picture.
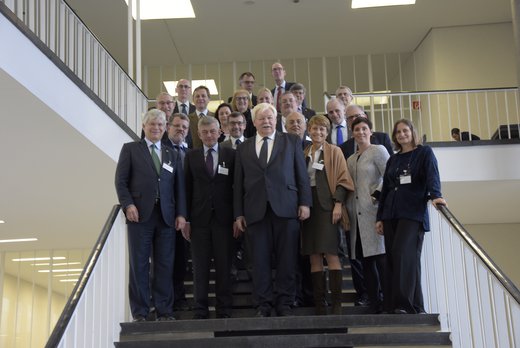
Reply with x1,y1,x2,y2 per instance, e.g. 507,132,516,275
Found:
115,140,187,226
271,82,295,98
173,102,196,115
234,132,312,225
188,111,215,149
242,109,255,139
301,107,316,120
185,146,235,227
340,132,393,160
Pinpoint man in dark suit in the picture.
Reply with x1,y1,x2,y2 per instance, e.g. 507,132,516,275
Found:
172,79,196,115
336,85,354,107
325,99,349,146
115,109,187,322
227,72,257,106
221,112,247,150
289,83,316,120
188,86,215,149
234,103,312,317
271,62,295,112
163,113,191,310
340,104,393,159
183,116,237,319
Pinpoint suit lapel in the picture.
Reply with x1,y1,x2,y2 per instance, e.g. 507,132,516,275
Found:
139,140,158,175
267,132,283,167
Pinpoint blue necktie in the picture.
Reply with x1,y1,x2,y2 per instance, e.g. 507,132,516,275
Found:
336,125,344,145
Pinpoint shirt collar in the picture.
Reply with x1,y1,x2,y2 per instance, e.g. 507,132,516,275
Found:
256,132,275,143
230,135,245,143
203,143,218,154
144,138,161,150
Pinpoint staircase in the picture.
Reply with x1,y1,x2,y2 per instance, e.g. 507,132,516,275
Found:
116,263,451,347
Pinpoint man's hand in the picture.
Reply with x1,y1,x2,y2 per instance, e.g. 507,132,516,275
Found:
375,221,384,235
298,206,310,221
235,216,247,234
125,204,139,222
181,223,191,241
175,216,186,231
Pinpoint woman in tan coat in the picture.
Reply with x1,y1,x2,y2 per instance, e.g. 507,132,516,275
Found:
302,115,354,315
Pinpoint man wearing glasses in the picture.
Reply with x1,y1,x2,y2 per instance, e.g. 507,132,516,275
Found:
173,79,196,116
228,72,257,106
336,85,354,107
221,112,247,150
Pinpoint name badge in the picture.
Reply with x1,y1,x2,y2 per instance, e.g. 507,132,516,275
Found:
162,163,173,173
312,162,324,171
399,174,411,184
218,165,229,175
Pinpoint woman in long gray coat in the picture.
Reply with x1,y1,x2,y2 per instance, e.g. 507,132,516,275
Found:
347,117,390,313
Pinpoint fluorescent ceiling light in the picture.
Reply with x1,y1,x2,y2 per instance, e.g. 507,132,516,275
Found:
59,279,79,283
13,256,66,262
38,268,83,273
124,0,195,20
0,238,37,243
0,220,5,224
31,262,81,266
352,0,415,9
54,273,81,277
164,80,219,96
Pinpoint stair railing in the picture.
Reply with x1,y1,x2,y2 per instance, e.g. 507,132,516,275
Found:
422,203,520,348
45,205,128,348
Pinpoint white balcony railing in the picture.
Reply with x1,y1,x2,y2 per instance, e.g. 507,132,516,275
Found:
422,204,520,348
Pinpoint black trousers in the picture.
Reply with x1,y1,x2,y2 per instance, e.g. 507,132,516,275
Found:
247,204,299,313
383,219,425,314
191,215,234,317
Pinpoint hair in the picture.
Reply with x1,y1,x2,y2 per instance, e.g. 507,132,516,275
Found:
257,87,273,101
326,98,344,111
451,128,461,135
308,114,331,134
346,104,366,115
252,103,277,122
231,89,253,111
289,83,306,94
168,113,189,125
142,109,166,125
155,92,173,102
351,116,373,132
392,118,421,151
229,111,246,122
335,85,353,96
197,114,220,129
193,85,210,97
215,103,233,122
239,71,255,81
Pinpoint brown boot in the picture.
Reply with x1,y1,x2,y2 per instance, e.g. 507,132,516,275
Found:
329,270,343,315
311,271,326,315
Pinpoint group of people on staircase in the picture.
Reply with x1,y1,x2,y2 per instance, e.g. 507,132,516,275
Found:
115,63,446,322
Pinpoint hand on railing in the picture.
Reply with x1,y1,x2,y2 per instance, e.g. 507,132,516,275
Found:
431,197,447,209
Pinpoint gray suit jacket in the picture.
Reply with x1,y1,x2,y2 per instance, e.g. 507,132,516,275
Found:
234,132,312,225
188,111,215,149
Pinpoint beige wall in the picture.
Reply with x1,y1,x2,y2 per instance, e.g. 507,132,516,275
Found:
465,223,520,289
0,274,67,348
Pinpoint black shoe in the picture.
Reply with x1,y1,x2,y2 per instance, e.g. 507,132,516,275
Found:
255,309,271,317
156,315,175,321
354,296,370,307
276,307,293,317
216,313,231,319
132,316,146,322
192,313,209,320
173,299,189,311
394,308,408,314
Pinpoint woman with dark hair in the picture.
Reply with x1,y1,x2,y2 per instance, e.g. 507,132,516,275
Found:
347,117,389,313
302,115,353,315
376,119,446,314
215,103,232,142
231,89,255,138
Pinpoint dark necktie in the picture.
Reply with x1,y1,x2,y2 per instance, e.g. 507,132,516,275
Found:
235,139,242,146
336,125,344,145
259,137,269,167
174,144,185,168
205,148,214,176
276,86,283,111
150,144,161,174
181,104,188,115
199,112,205,118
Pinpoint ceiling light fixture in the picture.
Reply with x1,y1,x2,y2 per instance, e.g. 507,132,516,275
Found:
163,80,219,96
0,220,5,224
31,262,81,267
0,238,38,244
53,273,81,278
352,0,415,9
124,0,195,20
59,279,79,283
38,268,83,273
13,256,66,262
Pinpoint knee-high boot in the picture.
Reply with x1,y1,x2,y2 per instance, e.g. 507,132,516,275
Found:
329,270,343,315
311,271,326,315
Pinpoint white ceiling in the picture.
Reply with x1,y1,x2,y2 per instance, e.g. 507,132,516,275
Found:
64,0,513,68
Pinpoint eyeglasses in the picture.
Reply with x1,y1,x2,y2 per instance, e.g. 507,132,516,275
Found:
177,84,191,89
229,121,245,126
158,101,173,105
241,80,255,84
235,97,249,101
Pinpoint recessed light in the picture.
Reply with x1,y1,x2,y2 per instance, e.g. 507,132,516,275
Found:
12,256,66,262
0,238,37,243
124,0,195,20
0,220,5,224
352,0,415,9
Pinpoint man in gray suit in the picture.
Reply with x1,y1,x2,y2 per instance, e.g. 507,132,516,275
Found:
115,109,187,322
234,103,312,317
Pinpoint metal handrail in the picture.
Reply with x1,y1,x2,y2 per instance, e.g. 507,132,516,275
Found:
44,205,121,348
437,204,520,305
